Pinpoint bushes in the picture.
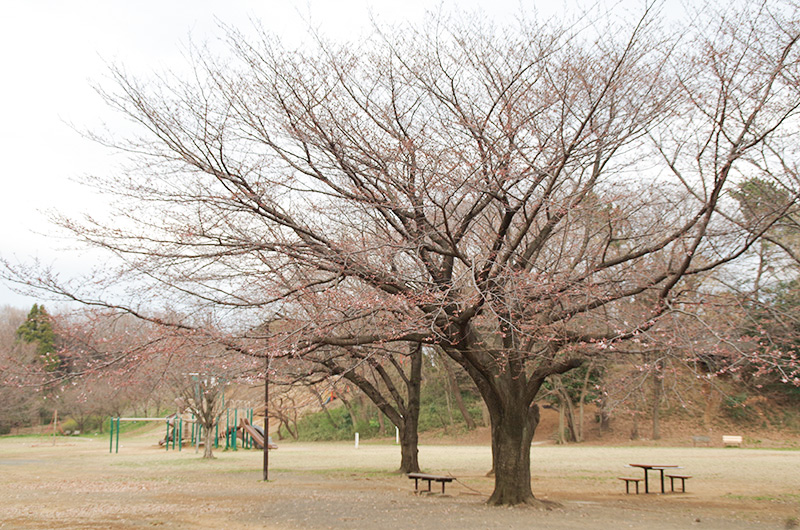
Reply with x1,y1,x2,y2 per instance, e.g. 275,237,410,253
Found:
722,393,757,423
286,383,484,442
288,403,394,441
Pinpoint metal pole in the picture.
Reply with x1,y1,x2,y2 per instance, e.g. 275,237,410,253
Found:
249,408,253,449
233,409,238,451
115,417,120,453
178,418,182,452
264,355,269,482
109,417,114,454
165,420,169,452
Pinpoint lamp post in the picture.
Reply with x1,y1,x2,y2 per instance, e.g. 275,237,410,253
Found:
263,354,270,481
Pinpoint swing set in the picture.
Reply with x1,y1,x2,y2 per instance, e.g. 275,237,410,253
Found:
108,404,266,454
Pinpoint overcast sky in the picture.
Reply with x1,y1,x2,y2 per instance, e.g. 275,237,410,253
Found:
0,0,679,310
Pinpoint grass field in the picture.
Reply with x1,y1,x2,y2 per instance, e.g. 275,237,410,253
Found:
1,426,798,529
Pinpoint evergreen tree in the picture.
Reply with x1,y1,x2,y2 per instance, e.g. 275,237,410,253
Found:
16,304,59,371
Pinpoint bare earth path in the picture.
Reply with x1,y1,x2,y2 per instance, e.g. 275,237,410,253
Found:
1,430,798,529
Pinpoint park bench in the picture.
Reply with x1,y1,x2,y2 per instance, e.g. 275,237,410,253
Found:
722,435,743,447
665,474,692,493
691,435,710,447
618,477,643,494
407,472,454,495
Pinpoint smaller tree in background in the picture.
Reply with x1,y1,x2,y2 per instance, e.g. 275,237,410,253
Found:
16,304,60,372
543,362,604,443
174,374,227,459
285,341,424,473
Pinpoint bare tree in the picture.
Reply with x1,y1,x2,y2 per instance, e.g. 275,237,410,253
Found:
311,342,423,473
5,2,800,505
278,341,423,473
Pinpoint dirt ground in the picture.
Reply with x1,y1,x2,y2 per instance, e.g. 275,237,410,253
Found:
1,426,798,530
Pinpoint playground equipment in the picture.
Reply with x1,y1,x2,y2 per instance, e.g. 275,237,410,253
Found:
109,417,181,454
240,417,278,450
109,404,277,454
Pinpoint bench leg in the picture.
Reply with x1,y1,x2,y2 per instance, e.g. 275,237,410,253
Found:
624,480,639,494
669,477,687,493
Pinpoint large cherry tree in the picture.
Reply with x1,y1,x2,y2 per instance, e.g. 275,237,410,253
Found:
7,2,800,505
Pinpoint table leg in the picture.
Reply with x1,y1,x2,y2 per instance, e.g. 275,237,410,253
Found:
643,469,649,493
659,469,665,493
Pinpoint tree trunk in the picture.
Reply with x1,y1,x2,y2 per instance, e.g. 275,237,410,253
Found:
652,366,662,440
597,395,611,432
203,421,214,459
486,400,539,506
630,409,639,440
339,394,359,432
316,343,423,474
441,352,477,430
552,376,576,443
701,380,720,430
377,411,385,434
576,362,594,443
398,417,420,473
397,343,422,474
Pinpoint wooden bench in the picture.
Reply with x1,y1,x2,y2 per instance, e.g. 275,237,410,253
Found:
666,474,692,493
722,435,743,447
691,435,710,447
407,472,454,494
618,477,642,494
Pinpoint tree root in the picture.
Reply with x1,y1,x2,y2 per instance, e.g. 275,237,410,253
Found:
486,495,562,510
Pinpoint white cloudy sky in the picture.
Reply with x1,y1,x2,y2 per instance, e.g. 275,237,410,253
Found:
0,0,681,309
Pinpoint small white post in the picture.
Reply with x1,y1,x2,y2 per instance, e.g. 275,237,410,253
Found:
355,432,360,449
395,426,399,444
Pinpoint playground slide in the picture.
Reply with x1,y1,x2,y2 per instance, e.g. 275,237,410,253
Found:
239,418,278,450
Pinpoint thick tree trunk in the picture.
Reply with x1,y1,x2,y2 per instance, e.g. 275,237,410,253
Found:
398,417,420,473
398,343,423,473
486,400,539,506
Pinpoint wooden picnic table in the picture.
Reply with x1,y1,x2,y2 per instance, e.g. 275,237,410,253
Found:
628,464,679,494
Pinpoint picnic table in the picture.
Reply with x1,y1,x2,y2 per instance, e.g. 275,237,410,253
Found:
628,464,679,494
